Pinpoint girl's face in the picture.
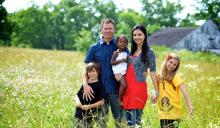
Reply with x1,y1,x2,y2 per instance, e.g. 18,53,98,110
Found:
117,37,127,51
166,58,179,71
132,29,145,46
87,68,98,81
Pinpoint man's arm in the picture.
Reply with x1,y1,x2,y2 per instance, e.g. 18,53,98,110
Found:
82,64,94,101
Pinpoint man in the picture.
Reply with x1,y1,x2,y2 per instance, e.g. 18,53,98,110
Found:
83,18,124,127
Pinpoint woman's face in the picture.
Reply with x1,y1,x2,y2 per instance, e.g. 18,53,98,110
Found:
132,29,145,46
166,58,179,71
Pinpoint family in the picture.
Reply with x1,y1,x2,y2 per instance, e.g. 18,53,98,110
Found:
73,18,193,128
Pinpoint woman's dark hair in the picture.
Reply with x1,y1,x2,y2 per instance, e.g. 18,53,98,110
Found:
130,25,149,63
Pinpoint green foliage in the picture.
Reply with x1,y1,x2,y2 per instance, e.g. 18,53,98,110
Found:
2,0,219,52
10,5,53,49
152,45,220,62
0,47,220,127
17,43,32,48
73,29,93,53
141,0,183,27
178,14,197,27
194,0,220,25
0,47,84,127
0,0,12,44
117,10,145,41
0,39,4,46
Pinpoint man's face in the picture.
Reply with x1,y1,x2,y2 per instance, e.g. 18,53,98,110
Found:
101,23,115,40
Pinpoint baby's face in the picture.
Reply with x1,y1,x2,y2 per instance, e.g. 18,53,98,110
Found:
117,37,127,50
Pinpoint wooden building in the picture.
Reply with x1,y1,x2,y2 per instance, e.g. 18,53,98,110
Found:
148,19,220,54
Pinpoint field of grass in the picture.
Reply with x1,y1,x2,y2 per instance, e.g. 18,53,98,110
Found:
0,47,220,128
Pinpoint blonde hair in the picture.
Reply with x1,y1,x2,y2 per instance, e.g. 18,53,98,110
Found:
85,62,101,79
159,53,180,81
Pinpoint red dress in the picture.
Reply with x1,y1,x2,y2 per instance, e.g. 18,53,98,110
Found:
123,59,148,109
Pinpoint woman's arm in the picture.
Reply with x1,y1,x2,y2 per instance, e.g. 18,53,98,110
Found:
150,72,159,103
150,72,159,93
180,83,193,116
80,99,105,111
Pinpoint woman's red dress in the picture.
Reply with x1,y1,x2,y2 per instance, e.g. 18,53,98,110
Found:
123,60,148,109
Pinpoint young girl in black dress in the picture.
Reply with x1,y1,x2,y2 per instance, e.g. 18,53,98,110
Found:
74,62,105,128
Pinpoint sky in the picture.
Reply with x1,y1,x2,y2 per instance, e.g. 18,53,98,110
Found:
3,0,203,24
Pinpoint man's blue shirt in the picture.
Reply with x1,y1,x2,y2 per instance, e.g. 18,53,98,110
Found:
84,37,119,94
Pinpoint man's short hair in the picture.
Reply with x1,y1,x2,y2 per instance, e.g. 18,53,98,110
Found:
101,18,115,29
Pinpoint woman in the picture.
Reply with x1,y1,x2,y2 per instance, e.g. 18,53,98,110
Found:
123,25,159,127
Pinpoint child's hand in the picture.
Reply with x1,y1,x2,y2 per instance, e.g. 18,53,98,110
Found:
151,95,157,104
143,72,148,78
80,105,90,111
122,58,128,63
189,106,193,117
151,91,159,104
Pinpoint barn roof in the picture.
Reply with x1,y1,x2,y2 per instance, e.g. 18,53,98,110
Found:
148,27,196,47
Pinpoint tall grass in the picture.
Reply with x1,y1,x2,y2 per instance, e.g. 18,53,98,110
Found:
0,47,219,128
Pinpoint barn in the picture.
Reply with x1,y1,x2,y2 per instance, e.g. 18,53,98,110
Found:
148,19,220,54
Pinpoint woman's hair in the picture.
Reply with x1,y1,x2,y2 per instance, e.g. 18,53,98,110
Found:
130,24,149,63
116,34,128,44
85,62,101,79
159,53,180,81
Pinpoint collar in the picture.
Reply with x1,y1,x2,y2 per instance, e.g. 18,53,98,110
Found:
99,35,116,45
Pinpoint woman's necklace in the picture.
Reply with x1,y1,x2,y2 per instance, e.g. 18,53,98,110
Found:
134,50,142,56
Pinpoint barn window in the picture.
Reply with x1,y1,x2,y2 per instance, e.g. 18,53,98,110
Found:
209,37,215,40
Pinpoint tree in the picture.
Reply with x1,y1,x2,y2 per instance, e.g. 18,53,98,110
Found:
141,0,183,27
0,0,12,46
73,28,93,53
194,0,220,25
178,14,197,27
117,9,145,41
10,5,53,49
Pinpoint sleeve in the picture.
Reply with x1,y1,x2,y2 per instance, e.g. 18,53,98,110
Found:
172,75,184,87
84,45,95,63
77,85,83,97
147,48,156,72
98,83,105,100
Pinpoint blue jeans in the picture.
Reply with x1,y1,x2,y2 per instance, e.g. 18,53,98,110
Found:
125,109,143,127
104,93,124,127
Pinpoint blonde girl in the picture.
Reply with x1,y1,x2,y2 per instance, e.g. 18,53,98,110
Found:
157,53,193,128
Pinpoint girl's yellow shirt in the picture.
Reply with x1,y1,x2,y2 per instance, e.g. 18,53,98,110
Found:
158,75,184,119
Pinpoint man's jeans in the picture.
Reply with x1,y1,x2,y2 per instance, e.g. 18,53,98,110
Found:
104,93,124,127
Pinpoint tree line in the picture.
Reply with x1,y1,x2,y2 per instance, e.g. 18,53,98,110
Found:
0,0,219,52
